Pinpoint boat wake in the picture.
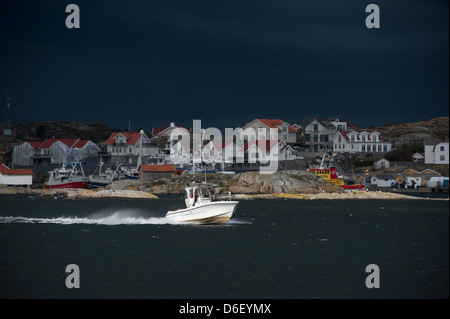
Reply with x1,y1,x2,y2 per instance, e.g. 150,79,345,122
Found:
0,208,252,226
0,211,177,226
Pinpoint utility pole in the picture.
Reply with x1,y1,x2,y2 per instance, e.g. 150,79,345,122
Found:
3,89,12,136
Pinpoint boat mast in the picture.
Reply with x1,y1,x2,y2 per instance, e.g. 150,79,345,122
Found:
136,129,144,169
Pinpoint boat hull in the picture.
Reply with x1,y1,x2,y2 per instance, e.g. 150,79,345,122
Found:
89,181,110,189
44,180,89,189
341,184,366,191
166,201,239,225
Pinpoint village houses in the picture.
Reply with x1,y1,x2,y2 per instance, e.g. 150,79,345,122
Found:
332,130,392,156
12,138,100,166
304,118,354,152
241,119,297,144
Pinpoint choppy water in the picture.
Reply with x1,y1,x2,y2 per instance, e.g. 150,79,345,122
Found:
0,194,448,298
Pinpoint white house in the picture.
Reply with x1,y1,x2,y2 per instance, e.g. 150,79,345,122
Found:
371,174,396,187
202,141,244,165
424,140,449,165
243,140,295,164
152,123,192,139
242,119,297,144
304,118,355,152
0,164,33,186
374,158,390,170
105,131,158,164
332,130,391,155
411,152,424,163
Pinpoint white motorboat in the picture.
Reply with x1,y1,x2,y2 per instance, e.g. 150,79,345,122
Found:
165,183,239,225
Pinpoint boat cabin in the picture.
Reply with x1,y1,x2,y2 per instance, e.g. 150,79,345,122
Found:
184,184,212,208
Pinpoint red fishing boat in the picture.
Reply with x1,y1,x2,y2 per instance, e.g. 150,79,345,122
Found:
44,162,89,189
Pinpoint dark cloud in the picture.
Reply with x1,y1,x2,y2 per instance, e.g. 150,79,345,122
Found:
0,0,448,132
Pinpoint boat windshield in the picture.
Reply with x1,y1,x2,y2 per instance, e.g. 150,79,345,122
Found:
199,186,211,198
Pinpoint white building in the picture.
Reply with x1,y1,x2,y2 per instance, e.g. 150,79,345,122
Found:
242,119,297,144
12,139,100,166
304,118,354,152
332,130,391,155
371,174,396,187
105,131,158,164
0,164,33,186
411,152,425,163
374,158,390,170
424,140,449,165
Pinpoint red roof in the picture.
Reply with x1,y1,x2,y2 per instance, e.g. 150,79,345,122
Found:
152,127,166,136
105,132,142,145
255,119,297,133
0,164,33,176
73,140,89,148
140,164,176,172
27,141,44,149
37,139,90,149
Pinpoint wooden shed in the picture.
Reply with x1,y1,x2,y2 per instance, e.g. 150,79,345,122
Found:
139,164,176,180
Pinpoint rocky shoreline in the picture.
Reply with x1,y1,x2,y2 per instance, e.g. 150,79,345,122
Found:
1,170,447,200
0,187,159,199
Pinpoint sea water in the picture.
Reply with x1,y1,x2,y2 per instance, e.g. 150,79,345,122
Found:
0,194,448,298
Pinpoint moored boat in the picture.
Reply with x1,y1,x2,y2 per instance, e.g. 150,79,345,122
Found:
89,161,118,188
44,162,89,189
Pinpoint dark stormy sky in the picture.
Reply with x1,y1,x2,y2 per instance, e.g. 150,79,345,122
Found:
0,0,448,132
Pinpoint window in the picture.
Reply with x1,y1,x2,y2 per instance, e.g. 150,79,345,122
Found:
313,135,318,142
383,145,387,152
351,135,355,142
378,145,382,152
440,155,445,161
313,124,318,132
305,134,310,142
362,145,366,152
440,146,445,151
338,135,342,142
362,135,366,142
367,145,371,152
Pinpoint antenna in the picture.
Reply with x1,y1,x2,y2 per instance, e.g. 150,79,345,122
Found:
5,89,10,127
3,89,12,136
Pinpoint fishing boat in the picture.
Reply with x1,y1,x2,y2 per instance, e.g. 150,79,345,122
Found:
44,162,89,189
165,183,239,225
120,166,139,179
89,161,118,188
308,154,365,191
308,166,366,190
